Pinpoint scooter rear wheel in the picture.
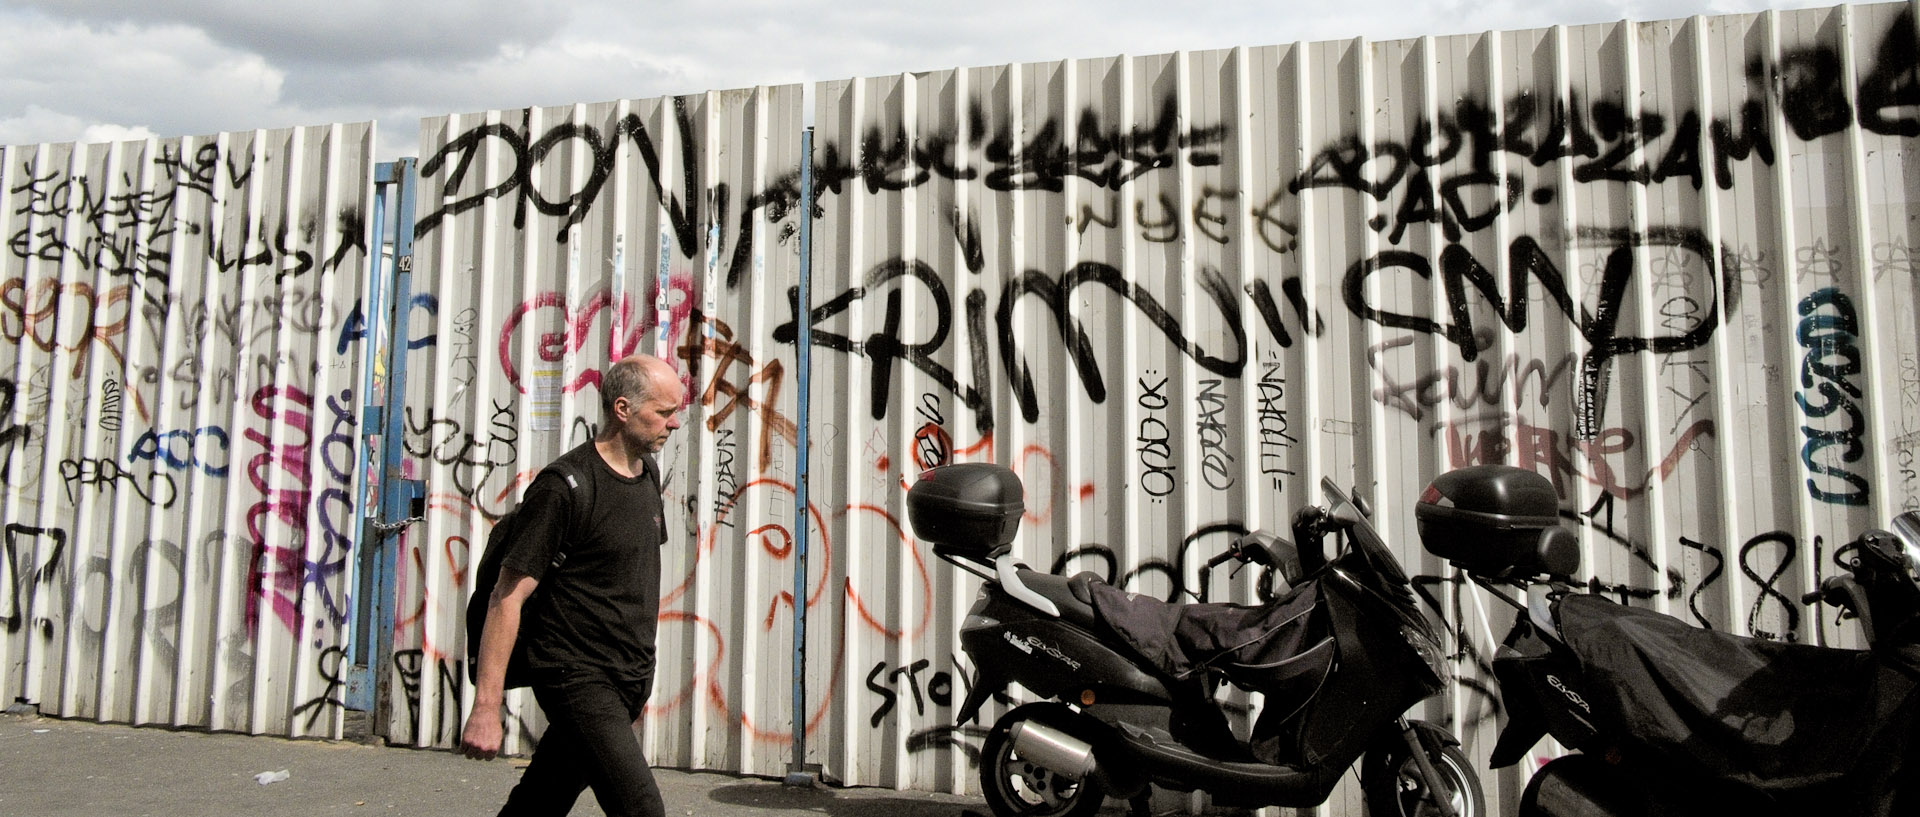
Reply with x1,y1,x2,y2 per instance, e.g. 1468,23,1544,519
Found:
980,704,1107,817
1361,738,1483,817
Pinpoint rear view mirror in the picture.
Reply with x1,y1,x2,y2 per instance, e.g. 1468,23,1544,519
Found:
1534,527,1580,580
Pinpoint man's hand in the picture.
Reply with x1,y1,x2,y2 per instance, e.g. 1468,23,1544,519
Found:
461,707,504,760
461,568,538,761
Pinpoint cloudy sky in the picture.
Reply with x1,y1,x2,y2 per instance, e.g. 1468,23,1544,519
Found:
0,0,1841,161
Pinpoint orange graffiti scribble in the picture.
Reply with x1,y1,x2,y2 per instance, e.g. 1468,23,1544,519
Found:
678,316,798,470
764,591,795,630
957,433,994,458
643,610,845,748
843,503,933,642
1018,444,1059,524
394,544,430,631
910,423,948,472
0,277,132,379
646,610,726,715
665,478,831,613
753,524,792,558
734,630,846,745
445,535,472,586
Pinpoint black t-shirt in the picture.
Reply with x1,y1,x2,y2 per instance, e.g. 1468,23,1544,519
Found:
502,441,666,685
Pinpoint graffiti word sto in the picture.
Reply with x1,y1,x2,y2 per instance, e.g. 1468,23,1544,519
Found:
1006,631,1082,672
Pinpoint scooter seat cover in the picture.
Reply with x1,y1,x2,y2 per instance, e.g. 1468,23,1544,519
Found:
1084,580,1328,686
1556,594,1920,808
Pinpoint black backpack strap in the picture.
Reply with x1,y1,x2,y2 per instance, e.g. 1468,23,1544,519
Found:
537,454,598,570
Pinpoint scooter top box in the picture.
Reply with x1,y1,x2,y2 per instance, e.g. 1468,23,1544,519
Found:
1416,464,1561,575
907,463,1024,552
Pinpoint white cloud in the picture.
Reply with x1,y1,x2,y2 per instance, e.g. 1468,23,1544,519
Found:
0,17,295,143
11,0,568,64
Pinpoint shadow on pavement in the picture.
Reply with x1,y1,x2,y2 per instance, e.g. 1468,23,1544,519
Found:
705,780,989,817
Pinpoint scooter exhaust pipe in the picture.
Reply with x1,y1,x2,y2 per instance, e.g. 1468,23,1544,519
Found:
1009,720,1098,781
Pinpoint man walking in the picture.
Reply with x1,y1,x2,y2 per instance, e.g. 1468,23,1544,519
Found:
461,353,684,817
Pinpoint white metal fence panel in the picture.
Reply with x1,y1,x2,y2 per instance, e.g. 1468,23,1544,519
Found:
805,1,1920,809
0,124,377,737
0,3,1914,814
401,86,808,776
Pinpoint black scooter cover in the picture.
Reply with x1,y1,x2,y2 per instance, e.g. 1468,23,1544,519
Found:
1556,594,1920,814
1085,564,1441,767
1084,581,1326,685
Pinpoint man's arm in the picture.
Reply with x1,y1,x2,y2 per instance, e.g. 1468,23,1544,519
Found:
459,567,538,760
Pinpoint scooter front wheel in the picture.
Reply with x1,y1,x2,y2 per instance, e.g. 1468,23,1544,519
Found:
979,704,1107,817
1361,734,1484,817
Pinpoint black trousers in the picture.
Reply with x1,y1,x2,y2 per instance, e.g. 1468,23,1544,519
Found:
498,669,663,817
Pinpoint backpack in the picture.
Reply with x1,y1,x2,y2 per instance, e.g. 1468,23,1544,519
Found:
465,458,594,688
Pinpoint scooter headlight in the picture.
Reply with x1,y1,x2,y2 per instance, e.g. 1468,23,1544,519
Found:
1892,512,1920,591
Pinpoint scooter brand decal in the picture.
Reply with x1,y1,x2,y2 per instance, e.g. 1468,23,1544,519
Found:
1546,674,1591,714
1006,632,1081,671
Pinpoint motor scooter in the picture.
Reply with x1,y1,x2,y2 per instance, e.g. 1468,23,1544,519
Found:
1415,464,1920,817
907,463,1484,817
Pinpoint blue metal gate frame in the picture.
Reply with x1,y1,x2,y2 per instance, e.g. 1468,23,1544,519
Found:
346,159,425,719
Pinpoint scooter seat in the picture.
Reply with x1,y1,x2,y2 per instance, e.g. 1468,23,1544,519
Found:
1557,593,1920,796
1013,569,1103,631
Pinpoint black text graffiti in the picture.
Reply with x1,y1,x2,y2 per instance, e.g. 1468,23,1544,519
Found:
1255,361,1297,491
866,658,953,728
1795,287,1869,506
404,399,520,502
0,378,33,483
1137,374,1177,499
1195,379,1234,491
1347,228,1737,440
2,524,67,636
58,456,177,508
1367,334,1579,423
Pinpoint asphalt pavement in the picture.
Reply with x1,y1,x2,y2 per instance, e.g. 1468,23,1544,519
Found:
0,710,997,817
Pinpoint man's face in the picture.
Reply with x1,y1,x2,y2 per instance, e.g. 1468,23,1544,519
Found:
620,373,684,453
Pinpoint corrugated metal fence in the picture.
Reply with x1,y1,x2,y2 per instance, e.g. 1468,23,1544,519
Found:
2,3,1916,813
0,125,376,733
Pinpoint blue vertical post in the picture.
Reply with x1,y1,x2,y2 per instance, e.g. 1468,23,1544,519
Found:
785,130,816,786
346,158,421,719
346,161,398,712
377,156,424,689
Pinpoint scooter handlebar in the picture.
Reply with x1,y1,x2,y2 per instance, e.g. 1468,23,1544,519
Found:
1804,575,1877,637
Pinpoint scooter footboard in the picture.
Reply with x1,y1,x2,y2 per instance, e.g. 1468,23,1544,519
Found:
1520,755,1645,817
1102,720,1348,807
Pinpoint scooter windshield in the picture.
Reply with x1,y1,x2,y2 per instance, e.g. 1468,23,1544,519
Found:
1320,477,1413,589
1318,478,1445,671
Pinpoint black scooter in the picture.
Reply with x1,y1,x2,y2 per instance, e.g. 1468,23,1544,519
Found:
907,463,1483,817
1415,464,1920,817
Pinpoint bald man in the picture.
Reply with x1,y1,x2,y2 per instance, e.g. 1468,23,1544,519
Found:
462,354,685,817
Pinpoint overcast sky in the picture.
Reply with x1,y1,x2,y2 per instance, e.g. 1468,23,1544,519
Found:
0,0,1843,161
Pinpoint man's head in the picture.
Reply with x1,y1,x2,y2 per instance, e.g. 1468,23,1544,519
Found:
602,354,684,453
